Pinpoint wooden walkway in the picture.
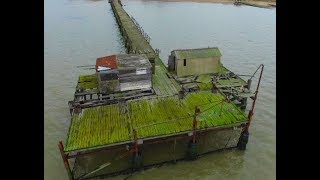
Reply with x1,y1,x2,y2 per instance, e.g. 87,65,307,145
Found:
110,0,155,55
110,0,181,96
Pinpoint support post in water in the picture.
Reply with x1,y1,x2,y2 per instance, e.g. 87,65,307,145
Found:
238,64,264,150
58,141,74,180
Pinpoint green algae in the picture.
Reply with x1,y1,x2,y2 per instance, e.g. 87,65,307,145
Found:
65,91,247,152
77,74,98,90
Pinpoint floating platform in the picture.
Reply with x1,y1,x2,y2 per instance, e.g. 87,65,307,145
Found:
65,91,247,152
58,1,264,179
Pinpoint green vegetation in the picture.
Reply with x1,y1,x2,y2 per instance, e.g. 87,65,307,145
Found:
65,104,131,152
196,74,213,90
217,65,230,75
217,78,246,86
65,91,247,152
79,74,97,82
77,74,98,90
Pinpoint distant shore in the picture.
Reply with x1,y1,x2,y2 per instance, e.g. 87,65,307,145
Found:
149,0,276,8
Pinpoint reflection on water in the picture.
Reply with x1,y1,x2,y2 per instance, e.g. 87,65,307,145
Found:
44,0,275,179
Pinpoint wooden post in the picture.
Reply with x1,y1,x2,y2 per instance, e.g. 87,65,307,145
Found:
133,129,138,157
58,141,74,180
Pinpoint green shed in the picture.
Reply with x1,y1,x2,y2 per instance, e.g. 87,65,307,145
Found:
168,47,222,77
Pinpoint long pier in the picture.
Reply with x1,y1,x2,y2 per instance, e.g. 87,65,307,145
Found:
110,0,155,63
110,0,181,96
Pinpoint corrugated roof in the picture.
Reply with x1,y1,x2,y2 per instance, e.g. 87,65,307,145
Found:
116,54,151,69
96,55,117,71
173,47,222,59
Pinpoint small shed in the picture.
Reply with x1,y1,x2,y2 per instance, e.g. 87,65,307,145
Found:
168,47,222,77
96,54,152,94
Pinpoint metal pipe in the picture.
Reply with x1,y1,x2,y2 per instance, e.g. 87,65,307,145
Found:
249,64,264,80
58,141,74,180
134,129,138,157
193,107,200,144
244,64,264,133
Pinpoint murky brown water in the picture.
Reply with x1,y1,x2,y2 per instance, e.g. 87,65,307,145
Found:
44,0,275,179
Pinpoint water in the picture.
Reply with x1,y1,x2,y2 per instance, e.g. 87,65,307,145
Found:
44,0,276,179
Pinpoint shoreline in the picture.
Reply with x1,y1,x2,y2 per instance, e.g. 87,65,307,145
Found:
142,0,276,8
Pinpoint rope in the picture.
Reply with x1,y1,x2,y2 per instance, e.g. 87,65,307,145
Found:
249,64,264,80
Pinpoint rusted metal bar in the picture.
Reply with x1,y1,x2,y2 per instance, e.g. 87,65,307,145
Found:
244,64,264,133
58,141,74,180
134,129,138,157
173,138,177,163
193,106,200,144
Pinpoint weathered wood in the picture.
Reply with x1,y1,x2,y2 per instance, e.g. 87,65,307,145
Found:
69,90,156,109
216,84,244,88
74,90,99,96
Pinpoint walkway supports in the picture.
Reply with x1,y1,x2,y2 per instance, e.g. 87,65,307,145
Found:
238,64,264,150
58,141,74,180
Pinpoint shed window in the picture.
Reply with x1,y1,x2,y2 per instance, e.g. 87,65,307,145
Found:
183,59,186,66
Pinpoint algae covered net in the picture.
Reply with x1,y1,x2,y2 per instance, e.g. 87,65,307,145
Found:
77,74,98,90
65,91,247,152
